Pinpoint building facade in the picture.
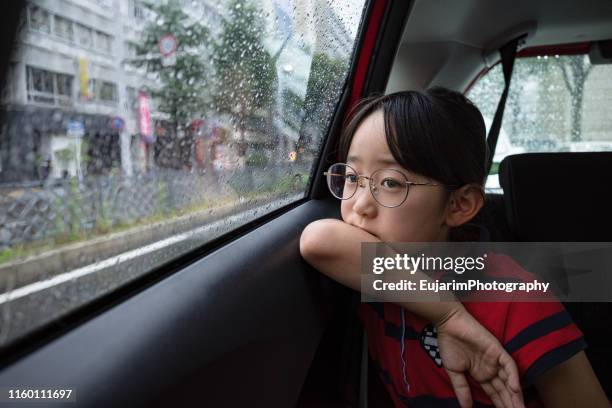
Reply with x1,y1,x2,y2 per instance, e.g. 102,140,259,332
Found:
0,0,354,184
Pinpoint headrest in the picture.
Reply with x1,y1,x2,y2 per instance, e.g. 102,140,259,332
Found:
499,152,612,241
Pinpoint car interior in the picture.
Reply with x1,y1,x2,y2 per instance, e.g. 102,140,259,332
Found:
0,0,611,407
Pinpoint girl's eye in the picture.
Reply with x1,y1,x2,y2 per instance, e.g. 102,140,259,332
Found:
381,178,402,189
345,174,359,183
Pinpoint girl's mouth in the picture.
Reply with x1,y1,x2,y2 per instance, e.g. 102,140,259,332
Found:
348,221,379,239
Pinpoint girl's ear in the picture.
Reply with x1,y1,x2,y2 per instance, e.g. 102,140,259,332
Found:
444,184,485,227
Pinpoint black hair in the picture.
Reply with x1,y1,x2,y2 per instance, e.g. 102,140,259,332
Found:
338,87,489,188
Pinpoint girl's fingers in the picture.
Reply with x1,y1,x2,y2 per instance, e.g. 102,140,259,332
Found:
498,366,509,382
498,367,525,408
505,373,525,408
511,389,525,408
499,352,521,393
447,371,473,408
482,382,504,408
492,376,513,408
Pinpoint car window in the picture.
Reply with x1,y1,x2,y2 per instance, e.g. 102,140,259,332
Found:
467,53,612,192
0,0,366,348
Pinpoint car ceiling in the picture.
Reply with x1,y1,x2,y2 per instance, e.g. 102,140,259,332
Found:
386,0,612,93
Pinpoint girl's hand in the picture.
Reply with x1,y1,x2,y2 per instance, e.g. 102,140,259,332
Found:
435,305,525,408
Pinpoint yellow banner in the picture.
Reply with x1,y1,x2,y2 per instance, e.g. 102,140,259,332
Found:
79,57,89,99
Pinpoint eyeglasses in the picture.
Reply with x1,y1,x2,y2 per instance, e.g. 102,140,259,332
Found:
324,163,451,208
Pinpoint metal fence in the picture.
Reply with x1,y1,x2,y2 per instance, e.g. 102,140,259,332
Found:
0,163,309,250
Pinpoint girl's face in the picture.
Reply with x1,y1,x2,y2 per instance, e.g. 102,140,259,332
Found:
340,110,451,242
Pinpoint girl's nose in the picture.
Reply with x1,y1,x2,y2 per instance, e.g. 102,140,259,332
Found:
351,181,377,217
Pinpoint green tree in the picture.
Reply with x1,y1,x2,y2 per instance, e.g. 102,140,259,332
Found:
211,0,276,158
297,52,348,162
133,0,211,166
519,56,591,143
555,55,592,142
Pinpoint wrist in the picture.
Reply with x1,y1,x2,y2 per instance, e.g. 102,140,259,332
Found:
433,302,467,330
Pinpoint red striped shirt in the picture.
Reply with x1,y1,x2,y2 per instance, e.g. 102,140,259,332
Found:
358,252,586,407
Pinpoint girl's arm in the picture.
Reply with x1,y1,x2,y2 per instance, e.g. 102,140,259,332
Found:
300,218,524,408
535,351,609,407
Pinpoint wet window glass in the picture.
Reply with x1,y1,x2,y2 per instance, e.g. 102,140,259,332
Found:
0,0,366,348
468,54,612,192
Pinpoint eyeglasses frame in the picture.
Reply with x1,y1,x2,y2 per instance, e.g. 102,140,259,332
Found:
323,162,456,208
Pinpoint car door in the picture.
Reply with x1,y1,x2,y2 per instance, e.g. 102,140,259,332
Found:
0,1,412,407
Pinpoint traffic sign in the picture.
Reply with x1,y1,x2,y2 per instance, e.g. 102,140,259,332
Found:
67,120,85,137
158,34,177,57
112,116,125,131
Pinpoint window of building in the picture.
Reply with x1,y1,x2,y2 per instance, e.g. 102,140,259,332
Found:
27,65,54,104
54,15,74,41
56,73,73,100
87,78,118,104
468,54,612,191
126,86,138,110
96,31,113,54
98,80,117,103
28,5,51,33
130,0,146,21
76,24,93,49
26,66,73,106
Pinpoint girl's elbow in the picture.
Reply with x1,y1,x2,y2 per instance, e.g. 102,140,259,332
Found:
300,219,338,261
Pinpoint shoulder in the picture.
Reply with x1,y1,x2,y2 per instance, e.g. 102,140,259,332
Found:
464,253,587,386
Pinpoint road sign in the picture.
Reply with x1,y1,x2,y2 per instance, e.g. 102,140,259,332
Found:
67,120,85,138
159,34,177,57
112,116,125,131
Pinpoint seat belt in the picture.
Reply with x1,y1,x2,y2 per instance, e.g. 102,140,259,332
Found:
486,36,524,173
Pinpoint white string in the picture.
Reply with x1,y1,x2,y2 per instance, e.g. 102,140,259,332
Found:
400,306,410,392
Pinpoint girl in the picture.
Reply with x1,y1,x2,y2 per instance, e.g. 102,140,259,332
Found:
299,88,608,407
